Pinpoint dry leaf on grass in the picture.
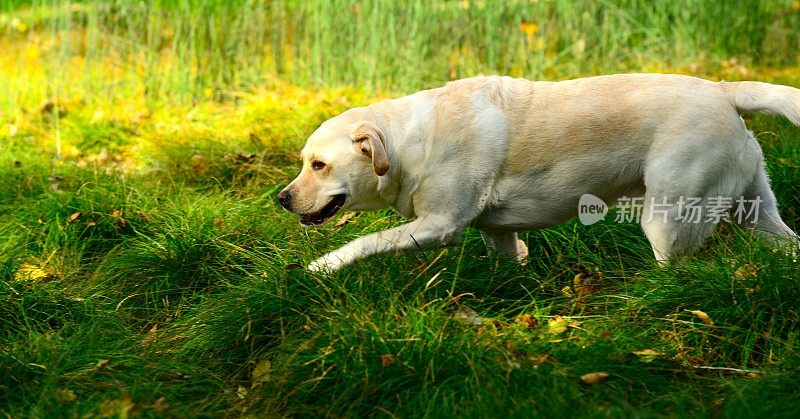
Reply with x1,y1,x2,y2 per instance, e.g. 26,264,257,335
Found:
528,354,550,365
454,306,483,326
633,349,666,363
135,210,151,222
55,388,77,404
112,209,128,226
99,397,135,418
251,358,272,387
734,263,759,280
572,272,601,297
380,354,396,367
686,309,714,326
580,372,610,384
547,315,568,335
141,325,158,345
67,211,81,222
335,212,357,228
514,314,539,328
153,397,169,413
190,154,208,176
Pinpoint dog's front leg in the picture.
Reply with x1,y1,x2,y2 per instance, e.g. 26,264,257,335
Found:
478,230,529,265
308,215,464,273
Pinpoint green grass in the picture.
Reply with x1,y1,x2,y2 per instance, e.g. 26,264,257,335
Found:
2,105,799,417
1,0,800,417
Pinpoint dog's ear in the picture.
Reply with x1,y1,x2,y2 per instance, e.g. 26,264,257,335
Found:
352,122,389,176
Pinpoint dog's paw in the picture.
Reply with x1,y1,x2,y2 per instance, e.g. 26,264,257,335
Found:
515,238,529,266
307,254,343,274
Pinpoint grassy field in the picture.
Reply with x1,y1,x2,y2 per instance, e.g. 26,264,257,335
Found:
1,1,800,417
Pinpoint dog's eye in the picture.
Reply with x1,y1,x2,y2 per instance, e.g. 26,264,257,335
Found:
311,161,326,171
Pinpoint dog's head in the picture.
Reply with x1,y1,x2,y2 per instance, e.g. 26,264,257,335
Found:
278,117,390,225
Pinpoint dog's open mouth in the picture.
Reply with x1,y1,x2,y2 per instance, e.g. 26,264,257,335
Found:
299,194,346,226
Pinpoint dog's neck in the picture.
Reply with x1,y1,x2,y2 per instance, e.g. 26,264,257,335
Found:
361,96,427,219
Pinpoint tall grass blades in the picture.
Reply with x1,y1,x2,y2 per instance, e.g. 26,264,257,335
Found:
2,0,799,110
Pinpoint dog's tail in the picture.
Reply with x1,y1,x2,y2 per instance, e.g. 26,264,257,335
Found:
722,81,800,127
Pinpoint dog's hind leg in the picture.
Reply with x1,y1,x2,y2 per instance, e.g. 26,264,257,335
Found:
735,163,798,246
479,230,528,265
637,108,775,264
639,197,718,264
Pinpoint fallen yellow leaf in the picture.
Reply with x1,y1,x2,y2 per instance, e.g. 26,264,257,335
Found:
99,397,134,418
190,154,208,176
335,212,357,228
686,309,714,326
547,315,568,335
67,211,82,223
528,354,550,365
515,314,539,328
633,349,666,363
141,324,158,345
153,397,169,413
573,272,601,297
55,388,76,404
251,358,271,387
380,354,396,367
580,372,610,384
734,263,758,280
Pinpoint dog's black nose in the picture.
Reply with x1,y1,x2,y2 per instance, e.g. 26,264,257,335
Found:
278,189,292,209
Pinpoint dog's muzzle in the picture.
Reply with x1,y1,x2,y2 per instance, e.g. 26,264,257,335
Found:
299,194,346,226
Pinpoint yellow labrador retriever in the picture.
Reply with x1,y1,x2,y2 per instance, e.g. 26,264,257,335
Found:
278,74,799,272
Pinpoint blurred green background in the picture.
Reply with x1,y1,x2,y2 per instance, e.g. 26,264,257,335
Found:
2,0,800,109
